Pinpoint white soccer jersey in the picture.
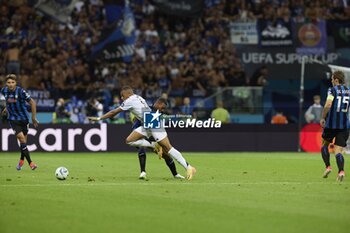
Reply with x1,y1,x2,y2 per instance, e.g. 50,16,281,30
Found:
120,94,151,122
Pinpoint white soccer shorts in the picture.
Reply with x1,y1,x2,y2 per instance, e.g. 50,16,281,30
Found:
134,126,168,142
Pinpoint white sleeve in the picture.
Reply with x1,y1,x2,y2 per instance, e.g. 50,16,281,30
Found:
305,106,312,116
304,106,313,123
120,99,132,111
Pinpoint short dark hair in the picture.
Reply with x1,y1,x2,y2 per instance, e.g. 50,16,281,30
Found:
156,97,168,107
5,74,17,82
333,70,345,84
121,86,133,91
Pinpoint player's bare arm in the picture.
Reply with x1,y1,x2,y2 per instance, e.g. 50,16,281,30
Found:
29,98,39,128
88,107,123,121
1,107,7,116
320,98,333,128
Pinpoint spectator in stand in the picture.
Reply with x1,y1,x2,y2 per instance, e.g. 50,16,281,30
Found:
237,2,255,22
5,40,20,77
85,97,103,122
54,98,71,123
211,101,230,123
180,97,194,117
209,68,228,91
271,111,288,124
263,3,276,20
329,0,349,20
226,63,247,86
291,0,305,22
305,95,323,123
305,1,320,22
251,1,264,19
277,1,292,22
250,65,268,86
224,1,240,21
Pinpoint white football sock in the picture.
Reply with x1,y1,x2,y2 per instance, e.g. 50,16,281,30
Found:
128,139,154,148
168,147,188,170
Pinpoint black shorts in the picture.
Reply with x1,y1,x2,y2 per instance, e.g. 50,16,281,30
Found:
9,120,29,136
322,128,350,147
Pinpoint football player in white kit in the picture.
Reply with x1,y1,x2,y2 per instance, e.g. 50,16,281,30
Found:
88,86,196,180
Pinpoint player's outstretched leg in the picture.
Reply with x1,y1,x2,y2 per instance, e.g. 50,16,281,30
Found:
321,140,332,178
162,153,184,179
158,137,196,180
138,147,147,179
128,139,155,148
126,130,156,148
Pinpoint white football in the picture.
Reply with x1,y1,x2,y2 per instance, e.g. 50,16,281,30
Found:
55,167,69,180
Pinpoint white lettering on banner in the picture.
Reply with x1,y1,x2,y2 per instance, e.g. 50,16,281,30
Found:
68,128,83,151
230,21,258,44
39,129,62,151
1,129,37,151
27,90,55,108
242,53,274,64
27,90,50,98
27,129,37,151
242,52,339,64
1,125,108,152
103,45,135,60
1,129,14,151
84,124,107,151
36,99,55,107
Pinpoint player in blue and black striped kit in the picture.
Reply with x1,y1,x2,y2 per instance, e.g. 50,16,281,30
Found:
320,71,348,182
1,74,39,170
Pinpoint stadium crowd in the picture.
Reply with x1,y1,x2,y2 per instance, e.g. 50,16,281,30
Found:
0,0,349,123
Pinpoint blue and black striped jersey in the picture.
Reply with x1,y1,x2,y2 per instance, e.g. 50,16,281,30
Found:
1,86,31,121
325,85,350,129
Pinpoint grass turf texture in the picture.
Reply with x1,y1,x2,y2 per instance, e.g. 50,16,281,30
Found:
0,152,349,233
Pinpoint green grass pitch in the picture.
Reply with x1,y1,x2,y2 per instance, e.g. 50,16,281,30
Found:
0,152,349,233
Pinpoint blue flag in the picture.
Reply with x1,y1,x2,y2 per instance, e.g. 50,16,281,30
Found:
91,0,135,62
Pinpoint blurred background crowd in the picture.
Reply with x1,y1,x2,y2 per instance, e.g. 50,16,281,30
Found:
0,0,349,124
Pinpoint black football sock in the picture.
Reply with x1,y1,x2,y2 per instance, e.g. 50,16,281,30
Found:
335,153,345,172
20,143,32,165
20,151,25,160
138,147,146,172
164,156,178,176
321,146,330,167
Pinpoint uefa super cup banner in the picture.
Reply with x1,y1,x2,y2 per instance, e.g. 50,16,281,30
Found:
230,21,258,45
258,19,293,47
330,20,350,49
235,45,339,80
151,0,204,18
90,0,136,63
296,20,327,55
34,0,79,23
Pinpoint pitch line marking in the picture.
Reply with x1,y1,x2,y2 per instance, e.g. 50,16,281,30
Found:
0,181,341,187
